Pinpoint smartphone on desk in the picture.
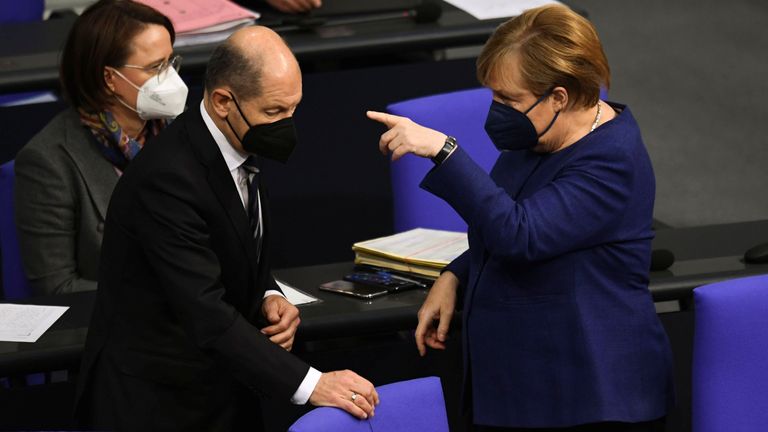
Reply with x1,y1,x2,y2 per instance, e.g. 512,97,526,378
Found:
343,271,422,292
319,280,389,299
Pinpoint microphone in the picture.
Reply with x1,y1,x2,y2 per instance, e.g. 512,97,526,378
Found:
650,249,675,272
274,1,443,31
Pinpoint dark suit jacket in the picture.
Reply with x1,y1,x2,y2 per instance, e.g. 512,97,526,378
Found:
15,108,118,295
76,106,310,430
422,104,674,428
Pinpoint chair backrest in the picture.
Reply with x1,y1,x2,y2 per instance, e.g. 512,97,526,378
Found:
0,160,33,300
387,88,497,233
692,274,768,432
0,0,44,23
288,376,449,432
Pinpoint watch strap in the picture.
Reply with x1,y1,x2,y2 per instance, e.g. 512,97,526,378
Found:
432,135,458,165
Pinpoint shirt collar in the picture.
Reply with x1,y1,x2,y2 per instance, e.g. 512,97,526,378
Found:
200,100,247,172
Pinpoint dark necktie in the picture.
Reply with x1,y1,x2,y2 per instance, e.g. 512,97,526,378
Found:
240,157,262,252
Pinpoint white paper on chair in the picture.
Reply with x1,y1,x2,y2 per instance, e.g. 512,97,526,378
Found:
442,0,563,20
0,304,69,343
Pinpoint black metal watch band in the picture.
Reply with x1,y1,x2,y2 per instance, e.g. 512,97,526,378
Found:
431,135,458,165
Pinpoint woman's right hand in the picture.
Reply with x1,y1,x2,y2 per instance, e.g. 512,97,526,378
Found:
415,271,459,356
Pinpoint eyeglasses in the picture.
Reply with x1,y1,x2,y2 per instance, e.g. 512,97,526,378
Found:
121,54,182,84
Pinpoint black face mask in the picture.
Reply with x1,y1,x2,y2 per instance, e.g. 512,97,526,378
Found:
226,92,298,164
484,90,559,152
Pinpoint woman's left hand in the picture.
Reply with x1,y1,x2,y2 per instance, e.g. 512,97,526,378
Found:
367,111,447,161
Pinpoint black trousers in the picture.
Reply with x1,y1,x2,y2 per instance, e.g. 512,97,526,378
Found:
474,417,666,432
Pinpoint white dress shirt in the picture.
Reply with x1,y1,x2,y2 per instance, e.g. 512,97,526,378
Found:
200,101,321,404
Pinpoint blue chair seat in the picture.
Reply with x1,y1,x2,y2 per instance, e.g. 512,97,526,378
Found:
288,376,449,432
693,274,768,432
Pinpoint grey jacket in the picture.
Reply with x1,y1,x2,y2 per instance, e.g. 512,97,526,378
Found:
14,108,118,296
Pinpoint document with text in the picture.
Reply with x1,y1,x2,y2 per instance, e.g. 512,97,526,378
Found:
0,304,69,343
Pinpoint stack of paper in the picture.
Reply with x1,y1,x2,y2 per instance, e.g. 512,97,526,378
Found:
137,0,260,47
352,228,468,279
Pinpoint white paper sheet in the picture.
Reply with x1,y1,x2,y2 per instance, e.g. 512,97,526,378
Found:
0,304,69,343
442,0,563,20
276,280,320,306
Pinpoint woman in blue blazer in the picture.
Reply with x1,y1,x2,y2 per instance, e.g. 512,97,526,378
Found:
368,5,673,431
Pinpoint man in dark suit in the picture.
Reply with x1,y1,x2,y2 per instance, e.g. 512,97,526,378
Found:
76,26,378,430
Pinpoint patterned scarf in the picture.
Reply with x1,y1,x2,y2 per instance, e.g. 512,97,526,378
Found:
79,109,165,173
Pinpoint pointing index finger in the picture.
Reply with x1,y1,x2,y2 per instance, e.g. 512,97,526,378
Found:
366,110,403,128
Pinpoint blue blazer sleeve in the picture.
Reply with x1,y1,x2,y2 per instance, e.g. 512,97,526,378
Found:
444,250,470,284
421,145,635,263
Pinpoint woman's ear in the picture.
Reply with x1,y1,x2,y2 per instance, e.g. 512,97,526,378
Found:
551,86,569,112
104,68,116,93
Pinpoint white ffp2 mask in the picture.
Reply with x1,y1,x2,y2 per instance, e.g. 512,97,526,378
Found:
112,67,188,120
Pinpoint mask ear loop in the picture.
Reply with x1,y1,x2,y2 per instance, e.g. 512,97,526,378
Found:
536,111,560,138
525,88,560,139
225,91,251,144
106,67,143,116
523,89,553,114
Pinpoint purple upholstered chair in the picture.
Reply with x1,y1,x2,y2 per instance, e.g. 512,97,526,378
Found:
692,274,768,432
0,160,33,300
0,0,44,23
0,0,49,107
288,376,449,432
387,88,496,233
1,160,41,387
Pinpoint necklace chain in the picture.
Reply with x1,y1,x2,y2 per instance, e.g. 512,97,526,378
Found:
590,101,603,133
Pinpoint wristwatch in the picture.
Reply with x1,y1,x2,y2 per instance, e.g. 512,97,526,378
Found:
431,135,458,165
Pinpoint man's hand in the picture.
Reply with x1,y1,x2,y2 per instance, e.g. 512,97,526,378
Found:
309,370,380,420
367,111,447,161
261,295,300,351
415,271,459,356
266,0,321,14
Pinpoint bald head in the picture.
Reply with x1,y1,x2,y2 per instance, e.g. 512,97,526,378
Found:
204,26,300,101
203,26,303,155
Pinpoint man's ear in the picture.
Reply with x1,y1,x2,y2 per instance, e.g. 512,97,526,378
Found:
209,88,233,119
551,86,569,112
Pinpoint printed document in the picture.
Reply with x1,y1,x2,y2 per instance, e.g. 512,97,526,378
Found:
0,304,69,343
442,0,562,20
353,228,468,267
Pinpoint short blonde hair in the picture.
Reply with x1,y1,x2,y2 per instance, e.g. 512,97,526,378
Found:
477,4,610,109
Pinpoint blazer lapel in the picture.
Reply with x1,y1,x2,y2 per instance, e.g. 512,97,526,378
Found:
61,112,119,221
185,107,257,260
